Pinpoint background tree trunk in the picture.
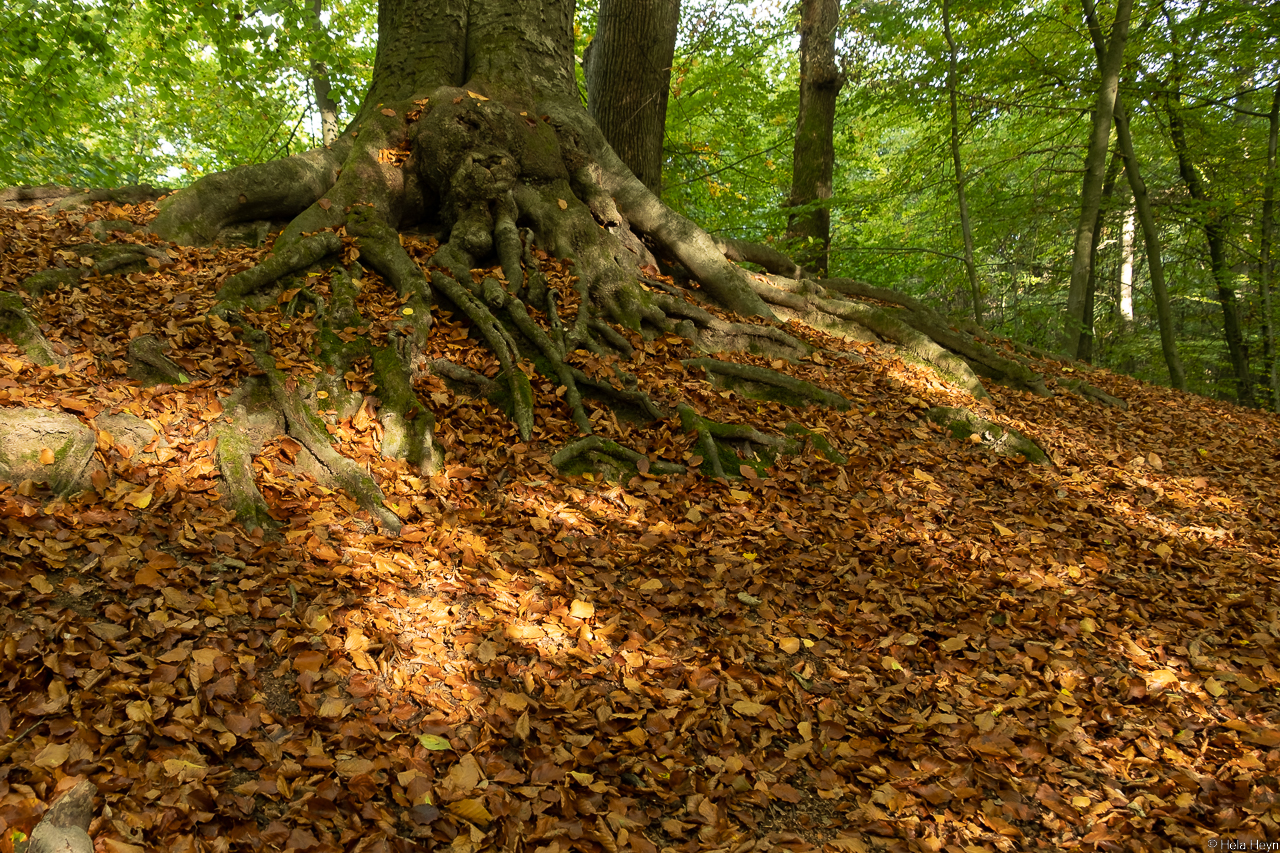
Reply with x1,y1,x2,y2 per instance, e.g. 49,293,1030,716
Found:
1118,201,1134,324
1063,0,1131,356
309,0,340,145
1080,0,1184,388
1165,91,1252,405
786,0,844,277
1079,149,1123,363
941,0,981,323
585,0,681,195
1261,80,1280,411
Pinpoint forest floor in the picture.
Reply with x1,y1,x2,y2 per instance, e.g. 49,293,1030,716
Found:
0,197,1279,853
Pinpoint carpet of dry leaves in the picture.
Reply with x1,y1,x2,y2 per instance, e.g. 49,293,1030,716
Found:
1,198,1279,853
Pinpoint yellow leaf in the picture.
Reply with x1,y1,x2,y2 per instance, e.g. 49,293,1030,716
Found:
443,754,483,792
465,91,490,101
29,574,53,594
33,742,69,769
569,600,594,619
1154,542,1173,560
993,521,1014,536
448,797,493,825
104,841,148,853
728,489,751,502
779,637,801,654
557,198,568,210
127,486,154,509
1144,669,1180,691
402,307,414,315
39,447,55,464
732,700,768,716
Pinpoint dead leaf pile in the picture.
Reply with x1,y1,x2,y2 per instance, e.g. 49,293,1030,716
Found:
0,199,1278,852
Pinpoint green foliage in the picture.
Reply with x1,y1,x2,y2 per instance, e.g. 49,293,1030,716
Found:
0,0,376,187
662,1,797,242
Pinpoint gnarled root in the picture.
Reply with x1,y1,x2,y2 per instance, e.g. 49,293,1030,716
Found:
683,358,850,409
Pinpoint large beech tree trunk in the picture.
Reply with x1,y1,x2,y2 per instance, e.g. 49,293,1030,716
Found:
585,0,681,196
786,0,844,277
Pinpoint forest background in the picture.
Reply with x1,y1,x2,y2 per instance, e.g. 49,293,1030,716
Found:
3,0,1278,408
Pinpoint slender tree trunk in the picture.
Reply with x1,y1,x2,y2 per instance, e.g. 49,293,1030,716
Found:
1081,0,1185,388
1261,80,1280,411
1063,0,1132,356
786,0,844,277
309,0,340,145
584,0,681,195
1080,149,1123,362
1118,202,1135,323
1114,100,1185,389
1158,2,1250,404
1165,96,1253,405
941,0,981,323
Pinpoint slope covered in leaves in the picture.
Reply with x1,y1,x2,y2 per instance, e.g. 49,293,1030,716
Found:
1,198,1279,853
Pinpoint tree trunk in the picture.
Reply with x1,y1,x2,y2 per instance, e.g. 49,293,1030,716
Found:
1063,0,1132,357
786,0,844,277
1113,98,1185,389
584,0,681,196
1165,91,1252,405
1261,79,1280,411
941,0,981,323
1080,0,1185,388
1118,201,1134,323
309,0,340,145
1079,149,1123,363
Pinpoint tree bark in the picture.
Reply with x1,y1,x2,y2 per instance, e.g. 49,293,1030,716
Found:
1080,0,1185,388
1163,80,1252,405
941,0,981,323
309,0,340,145
1063,0,1131,357
585,0,681,196
1079,149,1123,363
1118,201,1134,323
1261,80,1280,411
786,0,844,277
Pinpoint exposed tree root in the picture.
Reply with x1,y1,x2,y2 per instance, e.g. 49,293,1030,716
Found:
0,291,63,366
927,406,1049,464
126,334,188,386
551,436,686,479
684,357,850,409
107,74,1120,531
675,403,844,479
212,381,280,533
1058,377,1129,409
712,236,805,279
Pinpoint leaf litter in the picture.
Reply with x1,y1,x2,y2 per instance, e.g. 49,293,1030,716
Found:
0,199,1278,852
